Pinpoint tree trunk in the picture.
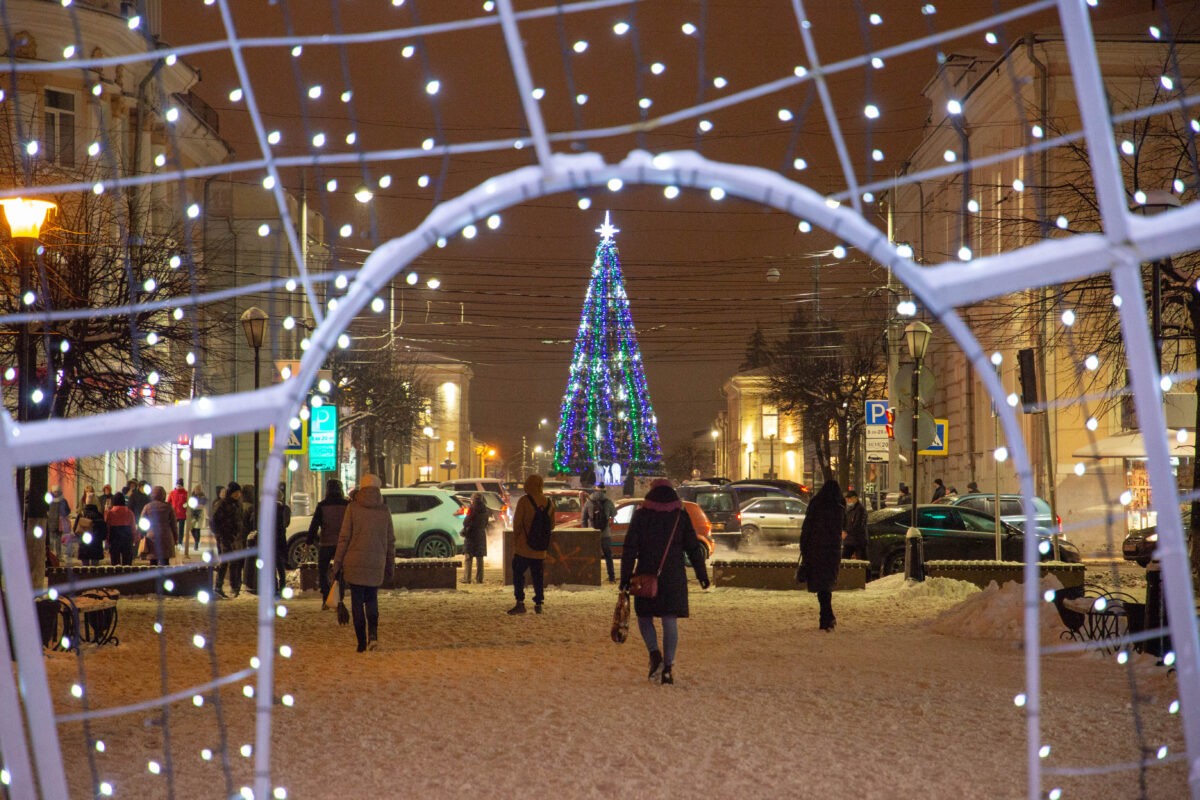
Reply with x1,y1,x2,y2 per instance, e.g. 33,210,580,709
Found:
836,416,851,488
1189,294,1200,595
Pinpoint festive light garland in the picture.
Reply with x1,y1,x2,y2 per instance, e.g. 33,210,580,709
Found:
553,213,664,478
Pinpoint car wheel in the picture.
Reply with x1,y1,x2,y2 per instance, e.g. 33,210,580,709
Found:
286,534,318,570
882,551,906,576
416,533,454,558
740,525,759,548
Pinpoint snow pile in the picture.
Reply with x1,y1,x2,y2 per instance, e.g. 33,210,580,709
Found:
930,574,1065,644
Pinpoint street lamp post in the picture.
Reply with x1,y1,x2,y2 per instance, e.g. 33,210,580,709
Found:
422,426,435,481
533,444,543,475
2,197,56,585
240,306,268,491
444,440,456,480
711,429,719,475
905,320,932,582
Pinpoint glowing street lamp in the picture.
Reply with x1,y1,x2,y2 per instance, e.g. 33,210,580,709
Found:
2,197,56,582
904,320,932,582
240,306,269,490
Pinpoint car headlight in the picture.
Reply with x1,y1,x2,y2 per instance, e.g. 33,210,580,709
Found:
1145,532,1158,543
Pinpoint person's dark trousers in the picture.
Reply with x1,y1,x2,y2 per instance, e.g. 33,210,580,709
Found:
318,545,337,601
842,544,865,560
109,531,133,566
176,519,186,551
349,583,379,648
216,538,244,595
817,590,835,630
276,562,288,597
511,554,545,605
600,536,616,581
191,524,201,550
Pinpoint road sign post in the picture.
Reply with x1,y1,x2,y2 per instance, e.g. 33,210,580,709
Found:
308,405,338,472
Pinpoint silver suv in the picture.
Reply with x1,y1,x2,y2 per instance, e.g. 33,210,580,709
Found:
941,493,1061,538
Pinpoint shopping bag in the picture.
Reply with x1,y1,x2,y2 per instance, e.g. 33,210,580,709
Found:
325,577,340,609
611,590,630,644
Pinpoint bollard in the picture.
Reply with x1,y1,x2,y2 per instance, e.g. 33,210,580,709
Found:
1144,559,1168,660
905,526,926,582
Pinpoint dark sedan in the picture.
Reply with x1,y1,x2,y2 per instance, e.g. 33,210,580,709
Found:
867,505,1081,578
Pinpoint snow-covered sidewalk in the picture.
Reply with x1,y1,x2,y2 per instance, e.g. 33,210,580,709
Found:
42,575,1186,799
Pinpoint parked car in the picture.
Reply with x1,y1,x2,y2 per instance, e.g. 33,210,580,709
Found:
736,496,808,546
439,477,510,507
729,478,809,499
285,488,467,567
866,504,1081,578
1122,527,1158,567
451,490,508,533
676,483,799,546
545,489,589,526
938,493,1062,537
605,499,715,560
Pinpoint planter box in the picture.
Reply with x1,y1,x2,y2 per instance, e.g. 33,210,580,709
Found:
380,559,460,590
925,560,1086,589
711,559,869,591
46,565,213,597
503,528,602,587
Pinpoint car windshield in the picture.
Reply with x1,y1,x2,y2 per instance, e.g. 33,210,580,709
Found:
868,508,909,525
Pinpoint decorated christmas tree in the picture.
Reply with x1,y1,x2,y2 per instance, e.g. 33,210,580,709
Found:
553,213,665,482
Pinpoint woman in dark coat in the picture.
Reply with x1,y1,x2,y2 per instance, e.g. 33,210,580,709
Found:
799,480,845,631
76,503,107,566
460,493,489,584
620,479,710,685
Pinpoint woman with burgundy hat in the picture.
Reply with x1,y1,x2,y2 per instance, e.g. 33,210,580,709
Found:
620,478,710,685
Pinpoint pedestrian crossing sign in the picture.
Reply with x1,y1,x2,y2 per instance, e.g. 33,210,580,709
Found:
270,419,309,456
919,419,948,457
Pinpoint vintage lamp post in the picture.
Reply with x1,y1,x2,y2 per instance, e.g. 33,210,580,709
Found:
240,306,268,490
2,197,56,584
904,320,932,581
711,429,720,475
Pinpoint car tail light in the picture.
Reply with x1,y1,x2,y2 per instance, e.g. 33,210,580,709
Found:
736,512,742,521
455,506,467,517
1056,515,1062,533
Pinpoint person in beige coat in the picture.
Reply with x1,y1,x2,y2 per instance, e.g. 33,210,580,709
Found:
508,473,554,615
330,474,395,652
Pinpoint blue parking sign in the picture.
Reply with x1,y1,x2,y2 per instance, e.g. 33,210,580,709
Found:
865,399,890,427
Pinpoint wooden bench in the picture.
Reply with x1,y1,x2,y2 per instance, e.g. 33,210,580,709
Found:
46,564,214,597
380,559,461,590
711,559,869,591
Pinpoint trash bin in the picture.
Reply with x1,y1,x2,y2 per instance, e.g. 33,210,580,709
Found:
291,492,311,517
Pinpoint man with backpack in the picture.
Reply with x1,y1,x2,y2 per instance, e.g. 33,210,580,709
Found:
582,484,617,583
508,474,554,615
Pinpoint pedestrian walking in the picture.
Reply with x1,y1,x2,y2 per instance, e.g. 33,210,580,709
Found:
582,484,617,582
98,484,114,515
308,479,349,607
460,492,489,584
184,484,208,557
896,483,911,506
966,481,979,494
508,473,554,615
620,479,710,685
841,489,868,560
103,493,135,566
330,474,395,653
168,479,189,554
141,486,177,566
798,480,845,632
47,486,71,561
212,481,247,598
127,480,150,518
931,477,947,502
274,484,292,597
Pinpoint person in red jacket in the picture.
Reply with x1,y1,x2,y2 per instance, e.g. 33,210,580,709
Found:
168,478,189,556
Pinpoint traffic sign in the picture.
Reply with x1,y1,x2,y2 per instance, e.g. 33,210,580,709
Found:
865,399,890,426
892,409,936,452
890,364,935,407
919,418,949,456
269,419,309,455
308,405,339,472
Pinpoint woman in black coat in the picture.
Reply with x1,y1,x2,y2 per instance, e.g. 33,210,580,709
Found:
76,503,107,566
620,479,710,685
798,480,845,631
460,493,489,584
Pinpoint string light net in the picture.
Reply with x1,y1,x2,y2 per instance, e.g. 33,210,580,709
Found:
0,1,1195,799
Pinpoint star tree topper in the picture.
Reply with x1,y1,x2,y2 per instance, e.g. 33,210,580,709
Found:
596,210,619,241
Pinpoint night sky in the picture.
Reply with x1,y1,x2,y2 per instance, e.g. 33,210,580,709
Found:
159,0,1121,464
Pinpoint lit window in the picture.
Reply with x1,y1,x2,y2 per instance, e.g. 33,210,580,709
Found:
43,89,76,166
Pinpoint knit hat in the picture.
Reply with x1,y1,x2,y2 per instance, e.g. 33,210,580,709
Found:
359,473,381,489
643,479,681,512
226,481,242,495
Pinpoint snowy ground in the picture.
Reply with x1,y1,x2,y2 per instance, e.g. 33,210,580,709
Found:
38,572,1187,799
